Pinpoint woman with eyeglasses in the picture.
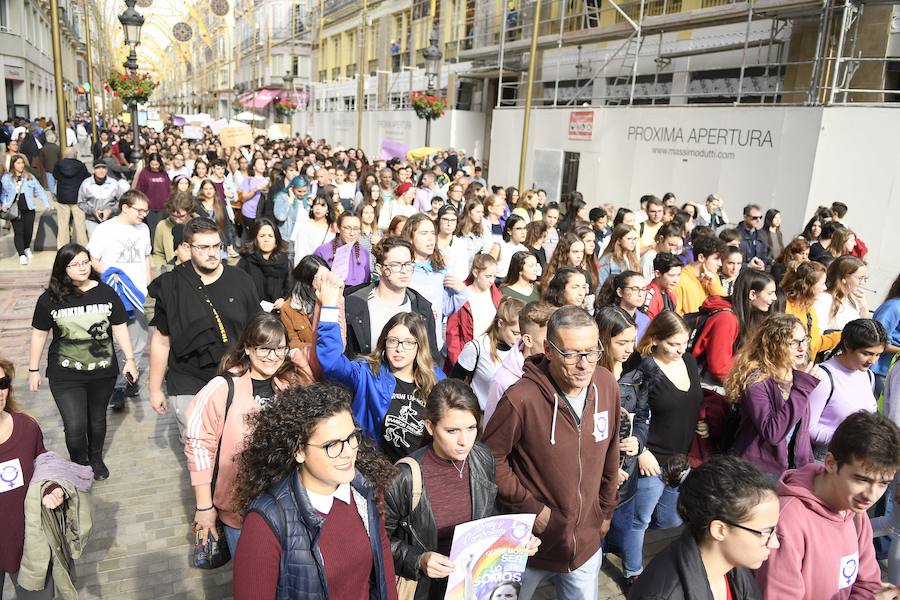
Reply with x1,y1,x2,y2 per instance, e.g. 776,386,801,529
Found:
812,256,870,331
726,313,820,477
628,455,779,600
237,217,291,311
435,205,470,281
232,383,398,600
490,214,529,283
595,271,650,341
313,212,371,287
185,313,310,555
317,273,444,462
384,379,539,600
806,319,887,462
596,307,649,564
619,311,703,587
28,244,138,479
290,194,336,265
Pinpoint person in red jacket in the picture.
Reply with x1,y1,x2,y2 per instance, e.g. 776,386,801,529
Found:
692,270,778,387
444,253,502,372
644,252,681,319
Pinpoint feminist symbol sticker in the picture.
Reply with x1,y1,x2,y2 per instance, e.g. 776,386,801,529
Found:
593,411,609,443
838,553,859,589
0,458,24,492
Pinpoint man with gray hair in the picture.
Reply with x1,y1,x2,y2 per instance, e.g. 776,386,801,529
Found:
483,306,621,600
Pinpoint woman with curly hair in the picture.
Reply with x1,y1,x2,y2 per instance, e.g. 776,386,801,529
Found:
575,225,600,290
185,313,312,555
783,261,841,357
317,273,444,462
314,211,371,287
232,382,398,600
237,217,291,310
771,237,809,288
542,267,590,309
726,313,821,477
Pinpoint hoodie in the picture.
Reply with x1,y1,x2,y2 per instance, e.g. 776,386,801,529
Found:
691,295,739,385
482,355,621,572
484,340,526,424
52,158,90,204
673,263,725,315
755,463,882,600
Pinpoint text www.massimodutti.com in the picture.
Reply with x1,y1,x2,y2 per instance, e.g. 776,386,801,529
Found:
651,147,736,160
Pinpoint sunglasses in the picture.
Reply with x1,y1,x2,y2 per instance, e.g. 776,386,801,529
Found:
0,376,9,390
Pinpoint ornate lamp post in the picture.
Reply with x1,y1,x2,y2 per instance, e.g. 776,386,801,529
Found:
422,28,442,146
118,0,144,163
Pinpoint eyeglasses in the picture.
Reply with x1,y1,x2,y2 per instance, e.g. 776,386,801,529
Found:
382,261,415,272
439,217,458,223
748,215,763,221
0,376,9,390
67,260,91,269
128,205,149,216
341,226,361,233
723,521,778,546
252,346,289,359
852,274,870,284
386,337,418,351
307,429,362,459
547,339,604,365
511,226,527,231
789,337,811,350
621,285,647,294
190,243,225,253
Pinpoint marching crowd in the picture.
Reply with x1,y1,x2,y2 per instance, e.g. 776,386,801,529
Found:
2,114,900,600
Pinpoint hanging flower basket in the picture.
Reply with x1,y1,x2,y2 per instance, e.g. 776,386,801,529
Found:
275,98,298,116
106,69,159,105
410,91,446,121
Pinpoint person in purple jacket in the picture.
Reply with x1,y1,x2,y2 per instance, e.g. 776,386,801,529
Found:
725,313,822,477
807,319,887,461
313,212,371,287
133,153,171,238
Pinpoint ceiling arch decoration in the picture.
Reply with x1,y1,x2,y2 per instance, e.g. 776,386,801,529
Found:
172,21,193,42
136,0,153,7
209,0,229,16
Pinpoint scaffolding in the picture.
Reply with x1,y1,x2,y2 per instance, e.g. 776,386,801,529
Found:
462,0,899,106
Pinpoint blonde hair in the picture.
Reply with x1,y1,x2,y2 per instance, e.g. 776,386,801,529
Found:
825,256,865,320
724,313,802,403
636,310,690,357
484,296,525,363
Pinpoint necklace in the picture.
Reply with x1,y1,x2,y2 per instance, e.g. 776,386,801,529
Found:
449,457,467,479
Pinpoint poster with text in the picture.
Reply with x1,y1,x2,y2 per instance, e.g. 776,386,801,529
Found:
444,514,535,600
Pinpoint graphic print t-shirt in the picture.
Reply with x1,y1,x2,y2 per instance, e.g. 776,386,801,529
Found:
32,283,128,381
382,378,424,463
251,377,276,407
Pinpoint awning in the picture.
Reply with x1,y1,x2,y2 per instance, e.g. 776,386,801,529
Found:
238,88,279,109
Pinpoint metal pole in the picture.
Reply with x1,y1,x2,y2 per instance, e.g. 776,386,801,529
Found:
357,0,367,149
827,0,850,104
496,0,509,109
629,0,644,105
49,0,67,159
516,0,542,192
736,0,754,103
83,0,98,147
807,0,831,105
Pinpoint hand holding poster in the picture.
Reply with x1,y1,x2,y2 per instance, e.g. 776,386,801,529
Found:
444,514,535,600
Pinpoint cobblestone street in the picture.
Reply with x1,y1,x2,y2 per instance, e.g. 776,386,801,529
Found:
0,254,673,599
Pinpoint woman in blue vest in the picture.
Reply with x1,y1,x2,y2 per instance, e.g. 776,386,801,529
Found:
232,382,398,600
316,272,445,462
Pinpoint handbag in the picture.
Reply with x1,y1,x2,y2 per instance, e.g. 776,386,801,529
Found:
191,375,235,569
396,457,423,600
1,198,20,221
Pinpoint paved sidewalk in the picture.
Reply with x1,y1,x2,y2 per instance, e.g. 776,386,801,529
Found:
1,251,676,599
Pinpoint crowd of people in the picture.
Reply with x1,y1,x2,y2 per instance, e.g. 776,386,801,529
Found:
2,114,900,600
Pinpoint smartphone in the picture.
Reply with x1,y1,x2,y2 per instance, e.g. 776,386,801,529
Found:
125,371,136,385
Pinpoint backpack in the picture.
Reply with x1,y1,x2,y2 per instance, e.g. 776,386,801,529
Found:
684,306,734,354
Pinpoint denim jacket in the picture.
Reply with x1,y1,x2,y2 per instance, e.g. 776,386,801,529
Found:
1,173,48,210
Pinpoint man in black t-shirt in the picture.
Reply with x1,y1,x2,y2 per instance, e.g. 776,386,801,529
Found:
147,217,261,439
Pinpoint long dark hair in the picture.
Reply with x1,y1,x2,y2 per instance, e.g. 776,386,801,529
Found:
731,269,775,347
543,267,587,307
290,254,328,313
309,194,337,225
241,217,287,259
595,305,637,373
48,244,100,304
886,273,900,303
218,313,309,386
232,383,396,515
363,312,437,401
501,250,535,286
595,270,643,311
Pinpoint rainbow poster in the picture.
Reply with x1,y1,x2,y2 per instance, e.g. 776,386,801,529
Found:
444,514,535,600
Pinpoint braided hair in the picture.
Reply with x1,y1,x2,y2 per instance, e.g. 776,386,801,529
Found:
333,212,362,265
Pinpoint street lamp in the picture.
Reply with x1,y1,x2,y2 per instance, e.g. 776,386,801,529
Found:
422,27,442,146
118,0,143,163
282,71,295,91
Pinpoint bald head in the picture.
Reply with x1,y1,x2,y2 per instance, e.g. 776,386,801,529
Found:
63,147,77,159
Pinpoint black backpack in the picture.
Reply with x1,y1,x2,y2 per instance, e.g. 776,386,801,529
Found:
684,306,734,354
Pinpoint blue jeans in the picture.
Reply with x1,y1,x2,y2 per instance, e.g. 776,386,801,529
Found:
605,495,636,555
621,474,682,577
224,524,241,556
518,547,602,600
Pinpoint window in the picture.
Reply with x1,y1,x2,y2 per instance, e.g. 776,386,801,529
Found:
0,0,9,32
412,0,429,19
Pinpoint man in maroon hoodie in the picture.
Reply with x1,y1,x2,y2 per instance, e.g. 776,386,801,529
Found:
482,306,620,600
756,411,900,600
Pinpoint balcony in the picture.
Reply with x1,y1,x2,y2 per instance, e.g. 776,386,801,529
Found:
323,0,357,17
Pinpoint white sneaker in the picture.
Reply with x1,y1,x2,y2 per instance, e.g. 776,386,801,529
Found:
24,248,32,259
19,254,28,265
